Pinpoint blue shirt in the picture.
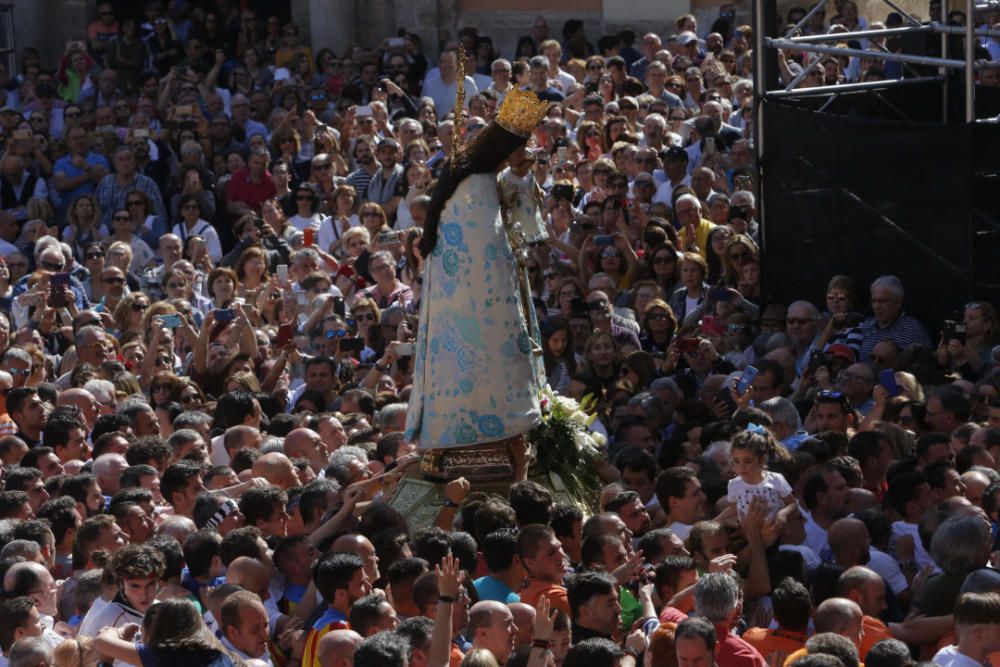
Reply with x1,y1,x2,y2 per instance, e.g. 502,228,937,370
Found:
53,152,110,211
474,575,521,603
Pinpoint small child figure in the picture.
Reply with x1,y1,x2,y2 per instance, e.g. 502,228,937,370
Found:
724,425,796,523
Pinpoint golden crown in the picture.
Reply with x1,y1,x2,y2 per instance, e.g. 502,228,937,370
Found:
496,88,549,138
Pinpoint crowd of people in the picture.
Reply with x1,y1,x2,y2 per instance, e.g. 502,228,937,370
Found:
0,2,998,667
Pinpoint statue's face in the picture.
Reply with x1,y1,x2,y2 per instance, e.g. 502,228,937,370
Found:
507,144,529,171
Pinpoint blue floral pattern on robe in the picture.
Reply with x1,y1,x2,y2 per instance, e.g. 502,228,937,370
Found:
404,173,542,448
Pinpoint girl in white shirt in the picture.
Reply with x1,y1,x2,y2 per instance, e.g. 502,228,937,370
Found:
724,426,796,523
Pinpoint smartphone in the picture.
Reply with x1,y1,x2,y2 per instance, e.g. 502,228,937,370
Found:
339,338,365,352
570,297,588,315
676,337,700,354
213,309,235,322
594,235,615,247
134,128,150,139
175,105,193,116
552,183,574,202
704,136,716,155
303,228,315,247
806,349,827,375
378,231,400,244
355,105,373,118
736,365,759,395
393,342,415,356
49,272,70,308
879,368,901,397
943,320,966,344
296,292,308,306
12,130,31,140
557,146,567,165
332,296,345,317
388,37,405,47
158,314,182,328
276,265,289,283
276,322,294,346
709,287,732,302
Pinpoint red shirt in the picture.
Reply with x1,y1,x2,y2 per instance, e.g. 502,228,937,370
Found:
226,168,276,216
717,625,767,667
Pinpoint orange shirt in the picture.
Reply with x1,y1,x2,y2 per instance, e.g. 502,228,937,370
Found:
860,615,893,660
450,644,464,667
519,578,570,616
743,627,808,663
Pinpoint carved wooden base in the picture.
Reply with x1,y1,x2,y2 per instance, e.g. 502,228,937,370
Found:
419,442,515,481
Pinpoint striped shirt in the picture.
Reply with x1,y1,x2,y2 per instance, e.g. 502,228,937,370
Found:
94,173,166,228
860,313,932,362
302,607,349,667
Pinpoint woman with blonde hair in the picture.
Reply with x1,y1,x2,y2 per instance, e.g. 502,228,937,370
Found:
318,184,360,253
225,370,262,394
54,636,101,667
112,293,151,337
64,195,104,260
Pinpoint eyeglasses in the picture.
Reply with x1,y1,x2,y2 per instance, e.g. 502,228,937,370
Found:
648,312,670,321
126,200,144,206
355,313,377,321
6,369,30,377
41,261,64,271
325,329,349,338
102,276,125,284
113,215,131,222
826,293,848,301
167,282,186,289
600,251,618,259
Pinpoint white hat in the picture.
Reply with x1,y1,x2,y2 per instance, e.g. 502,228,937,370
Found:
678,31,699,46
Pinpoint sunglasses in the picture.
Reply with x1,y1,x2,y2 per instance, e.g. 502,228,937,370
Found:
131,302,148,311
167,282,186,289
355,313,377,321
113,215,131,222
41,261,64,271
648,313,670,321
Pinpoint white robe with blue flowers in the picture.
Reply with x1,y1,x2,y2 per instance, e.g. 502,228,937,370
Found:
404,172,542,448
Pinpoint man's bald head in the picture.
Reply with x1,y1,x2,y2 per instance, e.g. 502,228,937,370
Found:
250,452,298,489
226,557,271,601
813,597,864,650
317,629,364,667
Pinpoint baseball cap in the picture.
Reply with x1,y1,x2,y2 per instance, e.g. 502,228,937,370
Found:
0,106,19,115
661,146,688,162
377,136,400,150
678,31,699,46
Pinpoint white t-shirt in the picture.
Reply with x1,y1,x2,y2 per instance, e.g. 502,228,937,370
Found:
802,508,831,560
890,520,939,572
932,645,983,667
868,547,909,595
669,521,692,540
727,470,792,520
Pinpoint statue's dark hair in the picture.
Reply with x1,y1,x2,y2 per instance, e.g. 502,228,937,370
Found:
419,122,528,257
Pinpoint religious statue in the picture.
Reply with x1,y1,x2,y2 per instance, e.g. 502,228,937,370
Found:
404,87,550,481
